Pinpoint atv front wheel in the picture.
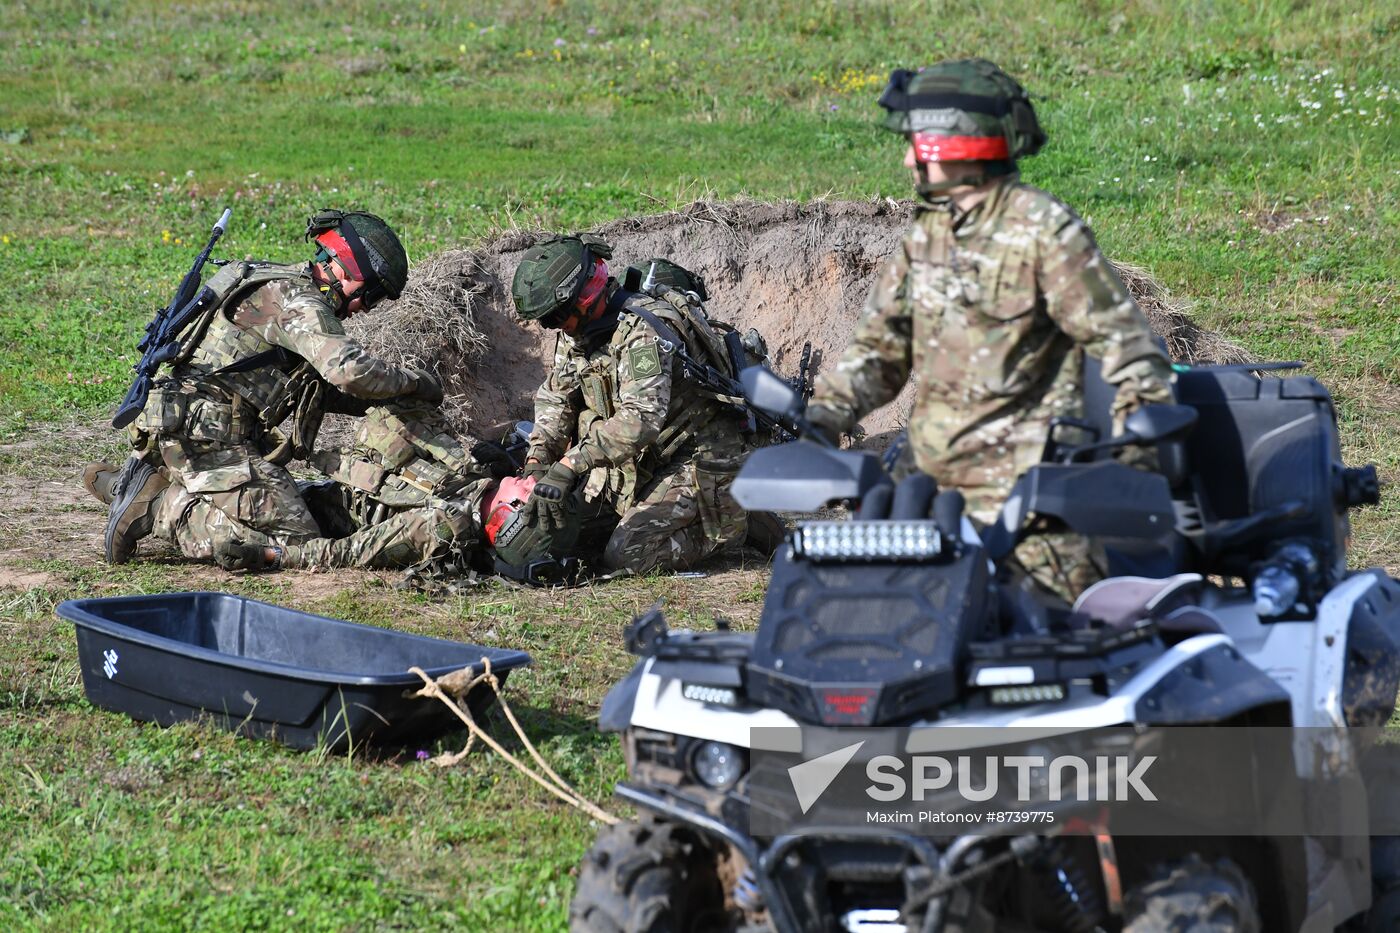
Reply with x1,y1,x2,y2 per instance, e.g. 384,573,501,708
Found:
570,817,737,932
1123,855,1261,932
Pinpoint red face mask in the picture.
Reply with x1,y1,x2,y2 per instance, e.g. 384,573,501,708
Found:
911,132,1010,163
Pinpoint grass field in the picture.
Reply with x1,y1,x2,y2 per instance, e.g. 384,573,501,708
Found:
1,1,1397,929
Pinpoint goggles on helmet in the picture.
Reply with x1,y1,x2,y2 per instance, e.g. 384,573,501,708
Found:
911,131,1010,163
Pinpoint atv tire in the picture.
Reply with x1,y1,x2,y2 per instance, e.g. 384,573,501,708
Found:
570,818,735,933
1123,855,1261,932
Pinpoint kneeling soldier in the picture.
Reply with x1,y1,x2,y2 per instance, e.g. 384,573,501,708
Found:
510,236,756,574
95,209,440,565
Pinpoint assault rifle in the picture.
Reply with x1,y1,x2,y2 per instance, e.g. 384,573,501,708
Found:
111,207,233,429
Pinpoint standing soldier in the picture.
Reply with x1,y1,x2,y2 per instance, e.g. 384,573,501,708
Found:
509,236,754,574
94,209,441,565
804,59,1175,601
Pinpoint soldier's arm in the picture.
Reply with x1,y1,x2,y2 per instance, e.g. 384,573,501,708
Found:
233,284,419,399
807,234,916,433
1038,214,1175,420
526,340,584,463
563,327,671,472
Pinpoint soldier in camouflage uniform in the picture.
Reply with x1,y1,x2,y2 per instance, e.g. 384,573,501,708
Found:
510,237,753,574
209,400,514,572
96,209,441,565
805,60,1175,601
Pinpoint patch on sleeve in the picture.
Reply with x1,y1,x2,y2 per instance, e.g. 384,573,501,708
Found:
627,341,662,378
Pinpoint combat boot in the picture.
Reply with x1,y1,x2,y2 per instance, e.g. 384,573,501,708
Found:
82,461,121,505
104,458,169,564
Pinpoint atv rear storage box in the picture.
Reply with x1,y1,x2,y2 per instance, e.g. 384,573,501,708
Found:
56,592,531,751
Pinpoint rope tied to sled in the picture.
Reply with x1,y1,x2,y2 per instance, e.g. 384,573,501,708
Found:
409,658,618,825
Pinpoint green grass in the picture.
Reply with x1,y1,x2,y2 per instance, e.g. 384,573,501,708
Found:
1,0,1398,928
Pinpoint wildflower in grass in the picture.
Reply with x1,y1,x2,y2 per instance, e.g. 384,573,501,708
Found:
1,235,9,245
586,26,598,36
416,749,430,761
554,38,566,47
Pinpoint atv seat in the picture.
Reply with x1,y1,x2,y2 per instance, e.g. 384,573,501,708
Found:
1073,573,1205,629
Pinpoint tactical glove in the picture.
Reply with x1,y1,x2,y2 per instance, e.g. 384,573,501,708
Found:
405,367,444,405
521,462,579,533
521,461,552,480
469,441,518,480
531,461,579,501
215,539,281,572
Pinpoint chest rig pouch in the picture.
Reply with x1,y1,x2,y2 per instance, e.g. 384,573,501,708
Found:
579,353,617,421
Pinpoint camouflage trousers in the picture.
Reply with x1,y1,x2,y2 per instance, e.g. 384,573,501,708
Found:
1008,530,1108,604
152,446,319,559
279,482,481,571
281,504,477,570
588,460,747,575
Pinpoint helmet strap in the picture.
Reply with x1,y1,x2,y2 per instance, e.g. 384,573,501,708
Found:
312,260,352,316
913,159,1016,207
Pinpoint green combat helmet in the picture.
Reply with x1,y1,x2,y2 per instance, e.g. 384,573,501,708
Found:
306,208,410,308
510,234,614,326
877,59,1046,202
623,258,708,301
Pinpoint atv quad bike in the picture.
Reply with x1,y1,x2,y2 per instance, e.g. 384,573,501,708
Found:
572,363,1396,932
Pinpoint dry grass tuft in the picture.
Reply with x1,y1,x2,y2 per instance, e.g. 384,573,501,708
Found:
352,250,491,370
1114,261,1250,365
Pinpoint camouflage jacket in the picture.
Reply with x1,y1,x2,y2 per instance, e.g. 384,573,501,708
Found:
133,263,421,490
526,284,747,497
810,176,1174,520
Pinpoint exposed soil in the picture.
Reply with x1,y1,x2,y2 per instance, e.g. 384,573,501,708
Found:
355,198,1245,441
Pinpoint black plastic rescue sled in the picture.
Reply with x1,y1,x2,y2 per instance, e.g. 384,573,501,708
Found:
56,592,531,751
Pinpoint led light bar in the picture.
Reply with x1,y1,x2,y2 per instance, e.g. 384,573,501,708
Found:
989,684,1067,706
794,521,942,562
682,683,740,707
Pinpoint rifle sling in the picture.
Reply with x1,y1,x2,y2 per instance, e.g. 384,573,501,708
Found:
212,345,302,376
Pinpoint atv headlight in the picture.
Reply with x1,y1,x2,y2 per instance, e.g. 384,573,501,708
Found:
691,741,746,790
794,521,941,562
988,684,1066,706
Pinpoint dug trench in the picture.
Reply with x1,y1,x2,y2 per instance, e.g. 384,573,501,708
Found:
1,198,1247,585
353,197,1247,447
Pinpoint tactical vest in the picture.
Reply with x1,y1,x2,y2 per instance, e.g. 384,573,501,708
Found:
134,262,320,445
311,403,488,513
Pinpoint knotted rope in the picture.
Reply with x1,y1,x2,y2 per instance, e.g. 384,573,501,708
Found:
409,658,618,825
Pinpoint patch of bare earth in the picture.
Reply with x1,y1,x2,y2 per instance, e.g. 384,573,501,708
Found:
354,198,1245,444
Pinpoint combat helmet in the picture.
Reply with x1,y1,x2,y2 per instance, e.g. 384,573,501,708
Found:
622,258,709,301
511,234,614,326
877,59,1046,200
306,209,409,308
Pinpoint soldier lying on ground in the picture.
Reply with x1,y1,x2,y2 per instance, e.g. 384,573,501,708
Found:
510,236,781,575
89,209,441,565
803,59,1175,602
210,399,518,571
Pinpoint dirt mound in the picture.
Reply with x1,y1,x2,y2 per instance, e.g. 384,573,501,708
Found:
352,199,1244,439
